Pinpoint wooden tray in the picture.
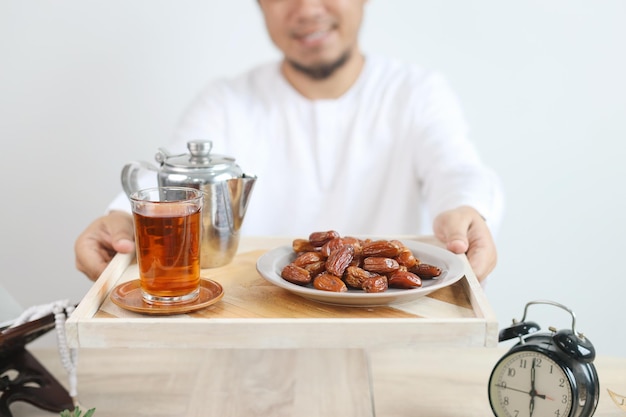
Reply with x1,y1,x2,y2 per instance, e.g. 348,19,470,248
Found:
66,236,498,349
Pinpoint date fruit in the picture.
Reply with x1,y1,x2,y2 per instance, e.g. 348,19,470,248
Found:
325,245,355,276
292,239,317,253
320,237,346,257
362,240,401,257
388,270,422,289
362,275,388,293
362,257,400,274
293,251,325,268
309,230,340,247
410,263,442,279
344,266,379,289
313,273,348,292
281,264,311,286
395,248,418,268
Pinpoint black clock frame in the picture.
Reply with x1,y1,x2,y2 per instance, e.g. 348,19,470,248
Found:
489,335,599,417
489,300,600,417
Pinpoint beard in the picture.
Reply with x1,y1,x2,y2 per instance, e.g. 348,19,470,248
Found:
286,49,352,80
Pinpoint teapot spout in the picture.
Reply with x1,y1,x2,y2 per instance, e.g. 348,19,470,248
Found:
226,174,257,231
201,174,256,268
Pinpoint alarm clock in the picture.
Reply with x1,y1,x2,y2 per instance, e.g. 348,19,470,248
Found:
488,300,599,417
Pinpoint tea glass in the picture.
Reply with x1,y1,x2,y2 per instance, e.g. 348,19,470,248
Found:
129,187,203,304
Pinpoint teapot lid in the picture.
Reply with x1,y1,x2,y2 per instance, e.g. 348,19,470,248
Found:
156,140,243,180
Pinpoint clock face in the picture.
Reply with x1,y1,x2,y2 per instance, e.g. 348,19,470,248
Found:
489,350,573,417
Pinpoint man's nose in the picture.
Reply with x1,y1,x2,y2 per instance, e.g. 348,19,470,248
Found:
291,0,327,19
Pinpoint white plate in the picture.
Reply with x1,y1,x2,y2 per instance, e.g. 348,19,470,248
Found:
256,240,465,307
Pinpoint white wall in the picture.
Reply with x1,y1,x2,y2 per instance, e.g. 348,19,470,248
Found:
1,1,624,356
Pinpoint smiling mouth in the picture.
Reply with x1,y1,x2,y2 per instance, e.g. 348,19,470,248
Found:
297,29,329,42
292,22,337,44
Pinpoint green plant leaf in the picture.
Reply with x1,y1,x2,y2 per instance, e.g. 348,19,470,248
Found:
59,407,96,417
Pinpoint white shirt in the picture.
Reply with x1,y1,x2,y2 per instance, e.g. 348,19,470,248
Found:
109,55,503,237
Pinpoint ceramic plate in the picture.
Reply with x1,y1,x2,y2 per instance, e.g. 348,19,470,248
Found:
110,278,224,315
256,240,465,306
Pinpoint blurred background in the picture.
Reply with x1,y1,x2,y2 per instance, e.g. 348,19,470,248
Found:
1,1,624,355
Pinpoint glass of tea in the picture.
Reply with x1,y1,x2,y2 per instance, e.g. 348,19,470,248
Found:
129,187,203,304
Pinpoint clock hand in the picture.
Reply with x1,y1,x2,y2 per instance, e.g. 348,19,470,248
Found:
530,358,536,391
496,383,556,402
495,383,531,396
528,358,555,401
527,359,556,400
529,358,536,416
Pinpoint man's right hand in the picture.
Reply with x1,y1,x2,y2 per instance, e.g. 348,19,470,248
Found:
75,211,135,281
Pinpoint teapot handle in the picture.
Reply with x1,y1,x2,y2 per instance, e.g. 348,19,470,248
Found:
120,161,158,197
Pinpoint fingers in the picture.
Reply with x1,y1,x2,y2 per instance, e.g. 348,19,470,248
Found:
433,207,471,254
108,211,135,253
75,211,135,281
75,240,116,281
444,236,469,255
433,206,497,282
74,227,114,281
464,229,497,282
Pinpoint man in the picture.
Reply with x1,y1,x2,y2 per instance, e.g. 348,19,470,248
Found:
75,0,503,282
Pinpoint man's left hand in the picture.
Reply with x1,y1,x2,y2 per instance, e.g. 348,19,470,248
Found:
433,206,497,282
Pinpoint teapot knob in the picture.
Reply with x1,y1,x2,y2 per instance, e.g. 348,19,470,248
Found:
188,140,212,157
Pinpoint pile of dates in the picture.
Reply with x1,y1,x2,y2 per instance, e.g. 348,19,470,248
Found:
281,231,442,293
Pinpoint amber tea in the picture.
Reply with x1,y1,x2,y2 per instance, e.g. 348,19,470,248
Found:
130,187,203,304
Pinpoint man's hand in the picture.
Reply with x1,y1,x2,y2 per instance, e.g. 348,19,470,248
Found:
433,206,497,282
75,211,135,281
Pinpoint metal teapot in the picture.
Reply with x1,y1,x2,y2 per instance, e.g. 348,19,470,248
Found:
121,140,256,268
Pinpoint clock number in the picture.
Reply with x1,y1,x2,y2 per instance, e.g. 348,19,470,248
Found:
507,368,516,377
503,396,509,406
561,394,568,404
535,358,542,367
519,359,527,368
559,378,566,387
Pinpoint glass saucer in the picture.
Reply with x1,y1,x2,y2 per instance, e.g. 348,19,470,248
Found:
110,278,224,315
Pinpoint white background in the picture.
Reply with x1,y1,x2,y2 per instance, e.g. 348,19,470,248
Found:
1,1,624,356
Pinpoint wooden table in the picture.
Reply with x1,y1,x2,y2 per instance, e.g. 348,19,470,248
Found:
59,236,499,416
9,347,626,417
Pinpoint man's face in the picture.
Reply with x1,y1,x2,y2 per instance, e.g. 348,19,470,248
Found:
258,0,367,80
